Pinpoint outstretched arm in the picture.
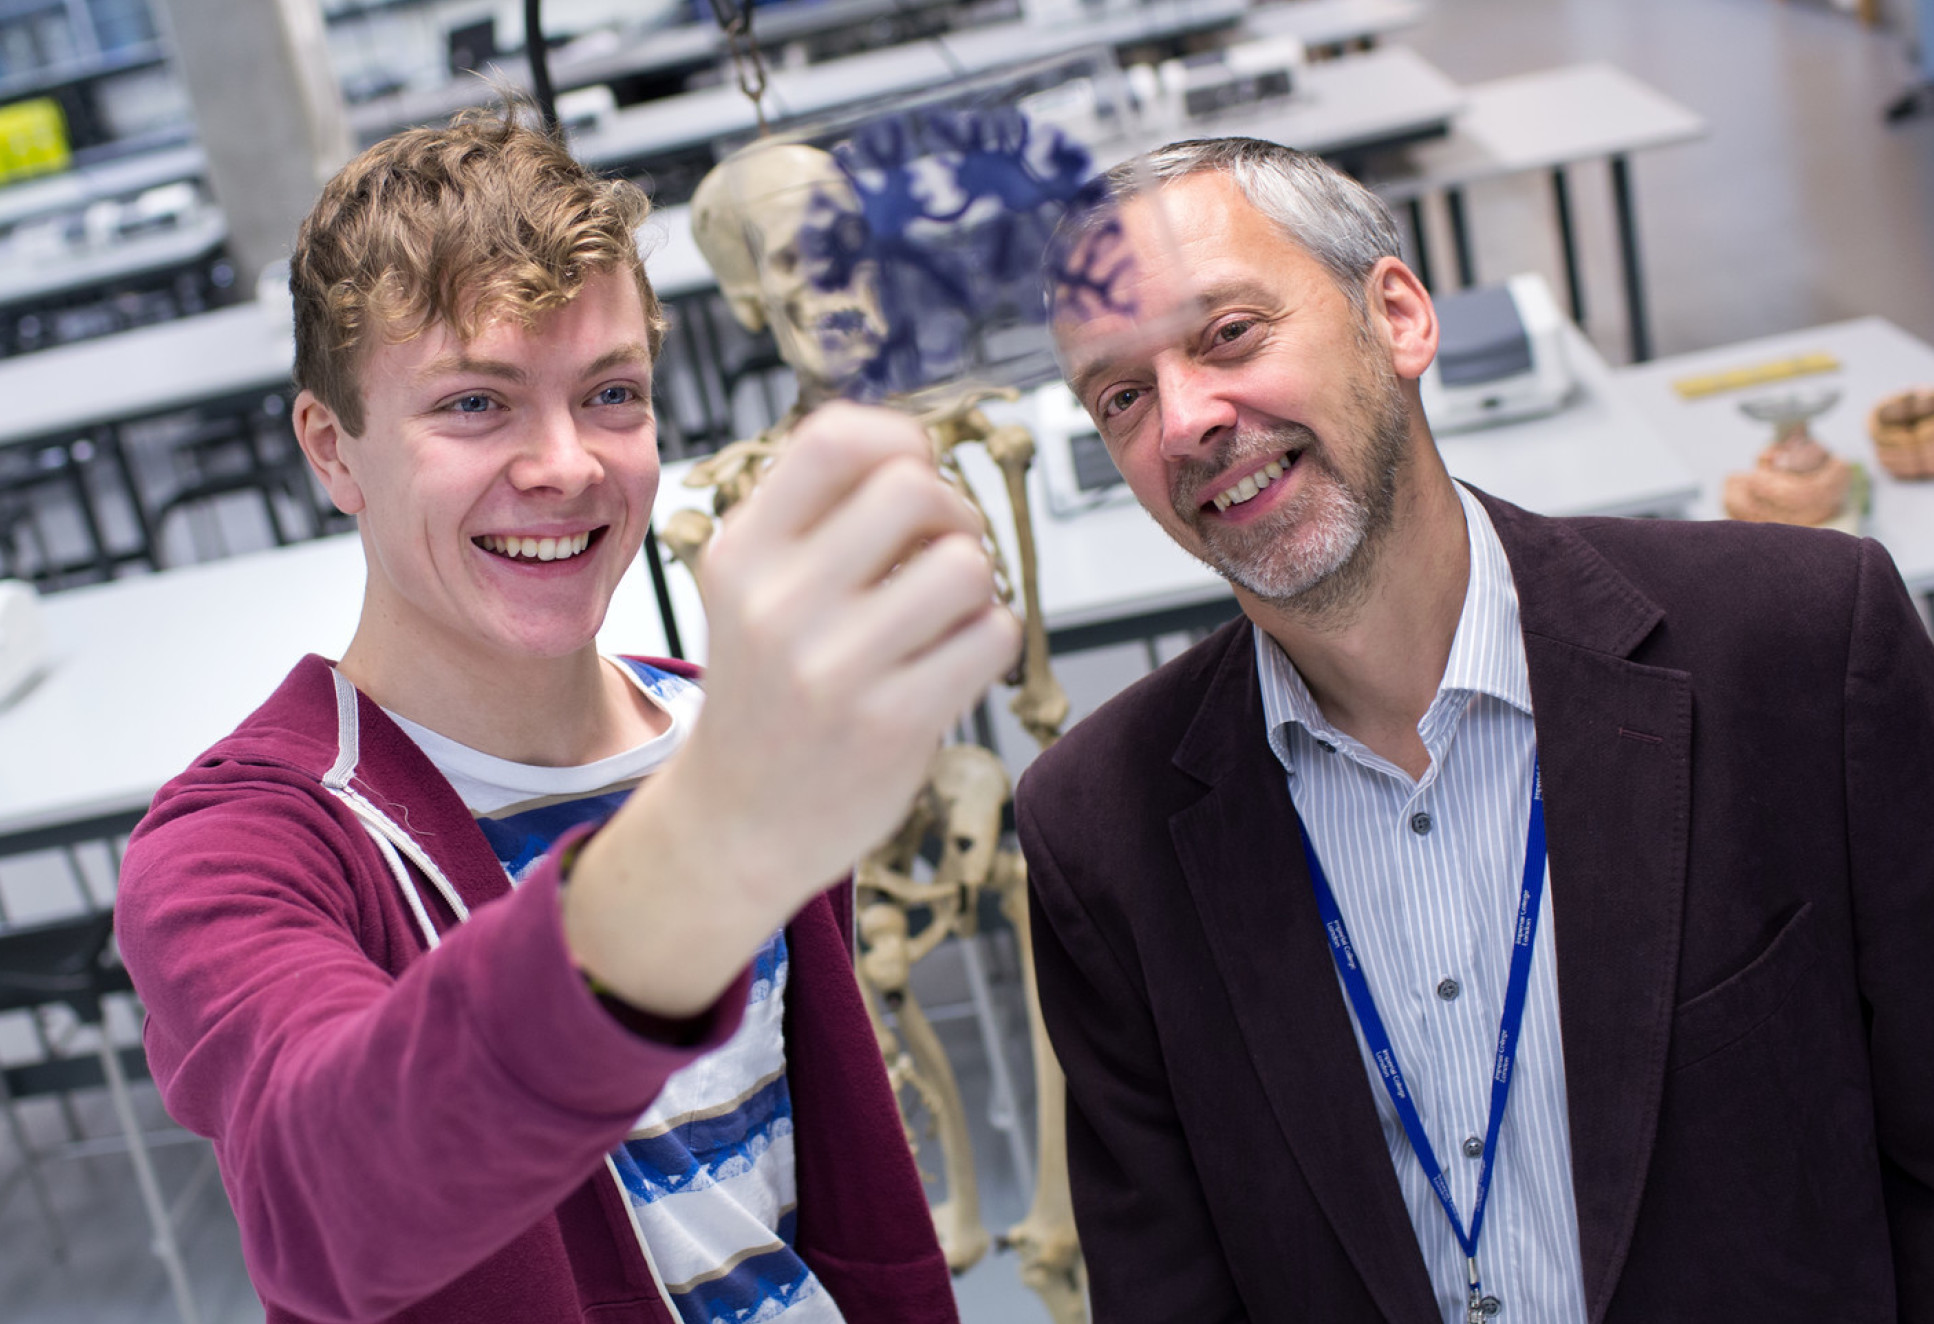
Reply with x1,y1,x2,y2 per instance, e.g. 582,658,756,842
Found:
566,401,1021,1015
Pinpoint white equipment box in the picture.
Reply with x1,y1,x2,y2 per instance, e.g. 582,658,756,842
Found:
1420,273,1575,434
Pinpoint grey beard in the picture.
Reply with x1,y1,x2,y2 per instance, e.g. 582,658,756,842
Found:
1183,369,1411,625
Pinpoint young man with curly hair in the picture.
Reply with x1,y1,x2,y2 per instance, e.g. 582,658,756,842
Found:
116,110,1017,1324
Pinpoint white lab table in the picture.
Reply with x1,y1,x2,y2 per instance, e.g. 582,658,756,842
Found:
0,300,296,579
0,300,291,451
1615,316,1934,598
0,211,228,313
1240,0,1426,51
574,0,1254,174
0,532,684,852
0,143,206,232
1435,319,1699,519
1200,43,1463,164
345,0,963,142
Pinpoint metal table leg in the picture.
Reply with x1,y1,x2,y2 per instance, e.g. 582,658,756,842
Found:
59,438,117,581
100,425,159,571
1405,197,1436,292
98,1032,204,1324
1609,153,1653,363
1550,166,1586,324
1446,186,1476,289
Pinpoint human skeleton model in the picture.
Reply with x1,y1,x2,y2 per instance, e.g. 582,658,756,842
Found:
667,141,1085,1324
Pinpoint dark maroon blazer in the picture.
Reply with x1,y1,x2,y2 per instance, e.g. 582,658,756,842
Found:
1017,493,1934,1323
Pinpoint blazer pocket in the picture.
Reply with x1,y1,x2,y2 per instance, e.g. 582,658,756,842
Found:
1667,901,1819,1072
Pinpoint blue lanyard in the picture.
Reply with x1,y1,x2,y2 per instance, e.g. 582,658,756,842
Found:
1296,761,1547,1323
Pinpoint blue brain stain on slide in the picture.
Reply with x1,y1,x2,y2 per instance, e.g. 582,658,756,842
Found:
793,102,1132,398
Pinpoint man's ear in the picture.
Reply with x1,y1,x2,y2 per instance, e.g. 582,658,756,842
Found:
1366,257,1438,382
292,389,366,516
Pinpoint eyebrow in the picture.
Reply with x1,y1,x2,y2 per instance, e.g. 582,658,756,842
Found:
1066,275,1288,402
1067,358,1116,409
1198,274,1277,304
416,341,653,386
584,342,654,378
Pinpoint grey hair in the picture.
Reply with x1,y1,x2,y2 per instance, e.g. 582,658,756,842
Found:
1104,137,1402,315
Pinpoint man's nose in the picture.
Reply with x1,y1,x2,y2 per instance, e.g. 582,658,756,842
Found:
1155,358,1237,460
512,409,605,495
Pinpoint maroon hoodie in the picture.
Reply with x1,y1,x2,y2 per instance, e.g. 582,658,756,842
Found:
118,654,958,1324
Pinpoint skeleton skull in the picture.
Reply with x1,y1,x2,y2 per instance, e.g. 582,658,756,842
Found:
691,142,890,400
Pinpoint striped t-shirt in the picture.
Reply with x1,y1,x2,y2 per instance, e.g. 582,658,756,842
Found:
388,658,847,1324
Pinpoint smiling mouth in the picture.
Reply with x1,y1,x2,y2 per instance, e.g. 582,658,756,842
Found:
475,528,602,562
1208,453,1293,513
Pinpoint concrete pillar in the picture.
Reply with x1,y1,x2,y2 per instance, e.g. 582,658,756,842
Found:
153,0,353,288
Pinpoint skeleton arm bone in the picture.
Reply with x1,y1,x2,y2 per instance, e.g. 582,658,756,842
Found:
985,422,1069,748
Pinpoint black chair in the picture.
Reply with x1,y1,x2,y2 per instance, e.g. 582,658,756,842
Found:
148,392,339,566
0,487,52,581
0,911,208,1323
0,440,122,589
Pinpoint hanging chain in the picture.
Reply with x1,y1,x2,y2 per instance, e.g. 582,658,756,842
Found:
708,0,770,132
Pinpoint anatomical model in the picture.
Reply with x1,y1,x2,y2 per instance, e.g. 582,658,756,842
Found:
669,137,1085,1324
1722,390,1858,529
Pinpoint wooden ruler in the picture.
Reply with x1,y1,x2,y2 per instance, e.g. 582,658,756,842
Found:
1670,351,1842,400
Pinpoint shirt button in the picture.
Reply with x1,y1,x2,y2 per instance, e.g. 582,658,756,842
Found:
1462,1134,1483,1159
1410,811,1433,835
1480,1296,1502,1317
1436,977,1460,1001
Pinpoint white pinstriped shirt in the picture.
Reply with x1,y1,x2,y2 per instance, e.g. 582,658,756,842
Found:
1256,484,1587,1324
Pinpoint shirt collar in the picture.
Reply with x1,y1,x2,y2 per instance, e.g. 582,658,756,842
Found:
1256,482,1532,760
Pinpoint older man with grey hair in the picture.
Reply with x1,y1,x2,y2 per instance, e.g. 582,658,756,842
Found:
1018,136,1934,1324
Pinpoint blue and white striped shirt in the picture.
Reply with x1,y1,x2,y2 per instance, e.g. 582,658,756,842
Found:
391,660,845,1324
1256,484,1587,1324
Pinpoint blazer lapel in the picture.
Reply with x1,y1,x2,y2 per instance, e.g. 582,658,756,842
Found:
1170,628,1441,1324
1481,494,1693,1324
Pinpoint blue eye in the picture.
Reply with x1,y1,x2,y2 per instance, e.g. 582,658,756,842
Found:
450,393,494,413
593,385,639,406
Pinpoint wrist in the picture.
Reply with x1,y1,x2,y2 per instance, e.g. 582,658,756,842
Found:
560,776,784,1018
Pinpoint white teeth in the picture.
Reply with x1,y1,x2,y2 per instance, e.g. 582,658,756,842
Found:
1211,454,1292,512
481,532,594,561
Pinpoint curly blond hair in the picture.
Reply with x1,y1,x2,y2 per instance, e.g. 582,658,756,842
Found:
291,105,665,436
